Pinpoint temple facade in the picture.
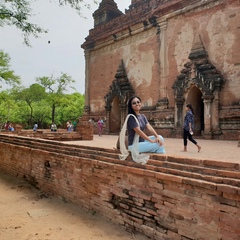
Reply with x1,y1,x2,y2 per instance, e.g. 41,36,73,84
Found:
81,0,240,140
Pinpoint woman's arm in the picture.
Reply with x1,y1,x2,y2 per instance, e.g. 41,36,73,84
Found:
133,124,163,145
146,123,163,145
133,126,155,143
187,112,193,131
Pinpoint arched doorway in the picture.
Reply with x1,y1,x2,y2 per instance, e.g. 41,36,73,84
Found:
172,35,225,138
105,60,135,134
186,86,204,135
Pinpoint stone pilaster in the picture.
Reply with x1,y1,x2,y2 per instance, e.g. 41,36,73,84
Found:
156,21,169,110
105,105,112,134
203,95,214,139
120,103,127,129
84,50,90,114
175,96,185,128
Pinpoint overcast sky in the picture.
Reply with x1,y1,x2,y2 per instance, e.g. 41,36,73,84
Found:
0,0,131,94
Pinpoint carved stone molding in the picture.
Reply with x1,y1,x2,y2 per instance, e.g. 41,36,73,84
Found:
105,60,135,110
172,35,225,98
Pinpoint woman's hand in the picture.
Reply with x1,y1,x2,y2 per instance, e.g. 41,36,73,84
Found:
149,136,163,146
155,136,163,146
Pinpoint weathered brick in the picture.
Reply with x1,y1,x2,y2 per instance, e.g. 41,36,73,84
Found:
217,185,239,194
1,134,240,240
154,172,183,183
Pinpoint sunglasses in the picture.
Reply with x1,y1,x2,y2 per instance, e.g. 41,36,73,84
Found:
132,101,140,105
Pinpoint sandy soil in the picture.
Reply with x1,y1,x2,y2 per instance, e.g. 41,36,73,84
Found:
0,172,149,240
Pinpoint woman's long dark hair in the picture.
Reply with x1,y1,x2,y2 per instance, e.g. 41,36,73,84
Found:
127,96,141,116
186,103,194,115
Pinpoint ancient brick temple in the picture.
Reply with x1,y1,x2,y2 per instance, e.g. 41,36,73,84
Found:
81,0,240,140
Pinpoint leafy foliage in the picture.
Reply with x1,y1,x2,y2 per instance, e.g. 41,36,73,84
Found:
36,73,76,123
0,0,98,45
0,83,85,129
12,83,46,126
0,0,46,46
0,50,20,87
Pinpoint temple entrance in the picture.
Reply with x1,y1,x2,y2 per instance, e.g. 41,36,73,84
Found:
110,97,121,133
172,35,225,139
104,60,135,134
186,86,204,135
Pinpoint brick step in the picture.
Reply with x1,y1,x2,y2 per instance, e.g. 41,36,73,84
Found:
73,152,240,187
148,160,240,179
0,135,239,187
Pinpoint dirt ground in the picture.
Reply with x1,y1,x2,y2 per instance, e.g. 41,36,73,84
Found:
0,172,149,240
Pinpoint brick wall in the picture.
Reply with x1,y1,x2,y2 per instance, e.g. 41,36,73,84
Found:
0,134,239,240
0,119,94,141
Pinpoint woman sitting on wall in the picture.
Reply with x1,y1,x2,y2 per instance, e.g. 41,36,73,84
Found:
119,96,166,164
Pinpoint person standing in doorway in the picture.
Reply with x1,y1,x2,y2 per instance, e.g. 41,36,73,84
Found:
183,103,201,152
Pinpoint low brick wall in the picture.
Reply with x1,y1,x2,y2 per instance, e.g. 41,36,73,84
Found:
0,119,94,141
0,130,83,141
0,134,239,240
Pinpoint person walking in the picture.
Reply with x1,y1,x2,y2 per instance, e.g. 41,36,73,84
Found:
183,103,201,152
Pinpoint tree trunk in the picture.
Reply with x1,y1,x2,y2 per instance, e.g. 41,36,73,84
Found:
52,104,55,123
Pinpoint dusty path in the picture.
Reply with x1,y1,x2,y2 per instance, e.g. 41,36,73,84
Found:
0,172,149,240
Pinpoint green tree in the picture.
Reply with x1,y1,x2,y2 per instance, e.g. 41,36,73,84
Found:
0,87,84,129
36,73,76,123
58,92,84,124
0,90,18,128
0,0,97,45
13,84,46,127
31,99,52,129
0,50,20,87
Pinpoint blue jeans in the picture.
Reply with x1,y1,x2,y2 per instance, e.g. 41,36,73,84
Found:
128,135,166,154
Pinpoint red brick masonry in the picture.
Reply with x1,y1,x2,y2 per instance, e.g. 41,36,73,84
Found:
0,134,239,240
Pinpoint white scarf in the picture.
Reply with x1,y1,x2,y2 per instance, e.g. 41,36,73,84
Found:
119,114,149,164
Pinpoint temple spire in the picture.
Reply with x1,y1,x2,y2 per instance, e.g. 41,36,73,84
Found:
93,0,123,27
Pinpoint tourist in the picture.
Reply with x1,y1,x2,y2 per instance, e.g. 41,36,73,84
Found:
8,123,14,131
97,117,104,136
119,96,166,164
183,103,201,152
67,121,73,132
51,122,57,132
72,120,77,131
4,121,10,130
33,122,38,132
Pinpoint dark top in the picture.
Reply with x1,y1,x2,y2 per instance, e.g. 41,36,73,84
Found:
127,114,148,146
183,110,194,131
